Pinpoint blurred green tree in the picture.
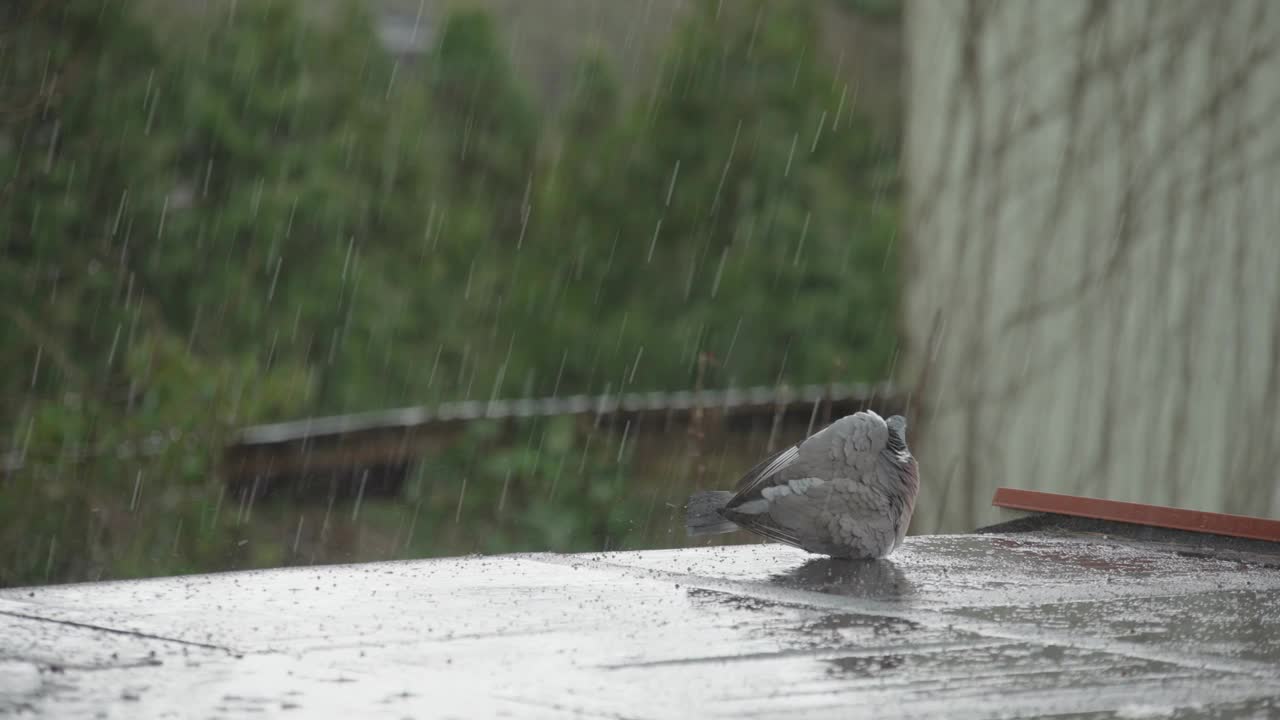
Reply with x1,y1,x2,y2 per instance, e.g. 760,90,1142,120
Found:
507,0,899,397
0,0,899,585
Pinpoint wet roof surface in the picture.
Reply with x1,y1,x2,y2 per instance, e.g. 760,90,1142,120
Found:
2,531,1279,718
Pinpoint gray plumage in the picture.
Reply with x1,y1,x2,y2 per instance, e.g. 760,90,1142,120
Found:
684,411,919,559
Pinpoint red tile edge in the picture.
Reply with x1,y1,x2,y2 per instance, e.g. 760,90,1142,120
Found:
991,488,1280,543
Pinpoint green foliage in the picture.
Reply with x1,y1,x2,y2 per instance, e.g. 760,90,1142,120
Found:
431,10,539,192
0,0,900,586
402,416,638,556
514,0,898,394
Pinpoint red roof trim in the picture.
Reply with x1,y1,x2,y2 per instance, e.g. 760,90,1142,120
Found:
991,488,1280,543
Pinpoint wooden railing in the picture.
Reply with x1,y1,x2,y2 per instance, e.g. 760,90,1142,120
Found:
223,382,905,500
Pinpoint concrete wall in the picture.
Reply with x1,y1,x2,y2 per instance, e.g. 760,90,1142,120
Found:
903,0,1280,532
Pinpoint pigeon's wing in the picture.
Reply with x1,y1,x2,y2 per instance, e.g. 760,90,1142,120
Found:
726,510,804,548
747,477,837,550
755,471,902,557
721,445,804,549
729,444,801,498
784,411,889,481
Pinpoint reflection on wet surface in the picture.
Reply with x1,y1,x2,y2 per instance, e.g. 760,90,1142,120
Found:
770,558,913,599
683,584,928,659
958,588,1280,666
825,653,904,678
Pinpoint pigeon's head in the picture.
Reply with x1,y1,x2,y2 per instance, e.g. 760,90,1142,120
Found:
885,415,910,456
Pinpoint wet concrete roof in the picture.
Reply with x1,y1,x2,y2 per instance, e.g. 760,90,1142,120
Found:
2,529,1279,718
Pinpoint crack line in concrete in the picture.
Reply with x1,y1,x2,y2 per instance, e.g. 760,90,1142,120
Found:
0,609,240,656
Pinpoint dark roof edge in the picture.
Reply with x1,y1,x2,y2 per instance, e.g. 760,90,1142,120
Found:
978,513,1280,561
991,487,1280,543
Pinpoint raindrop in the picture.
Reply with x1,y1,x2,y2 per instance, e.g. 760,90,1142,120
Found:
792,212,812,266
792,42,808,88
647,218,663,263
403,501,421,553
880,227,898,271
141,68,154,116
710,248,728,298
551,351,566,398
171,519,184,557
250,176,264,217
201,158,213,197
43,119,59,172
211,485,226,530
810,111,827,153
321,493,335,542
454,475,469,523
427,344,443,388
30,346,41,389
745,6,762,57
616,420,632,464
615,312,629,352
386,60,400,98
129,471,143,512
266,256,283,303
806,395,821,437
156,196,169,239
285,198,297,238
847,81,861,129
143,73,159,135
548,454,566,500
497,468,512,512
665,160,681,206
775,341,792,386
628,345,644,385
710,120,743,216
44,537,56,581
830,85,848,133
411,0,426,41
723,316,743,370
517,174,533,249
341,235,356,281
351,469,369,522
112,189,128,237
784,132,798,177
531,429,547,475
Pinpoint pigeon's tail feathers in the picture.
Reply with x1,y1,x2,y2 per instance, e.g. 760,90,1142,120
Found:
685,491,738,536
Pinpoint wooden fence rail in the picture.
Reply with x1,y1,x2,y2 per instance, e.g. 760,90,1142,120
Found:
224,382,905,501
